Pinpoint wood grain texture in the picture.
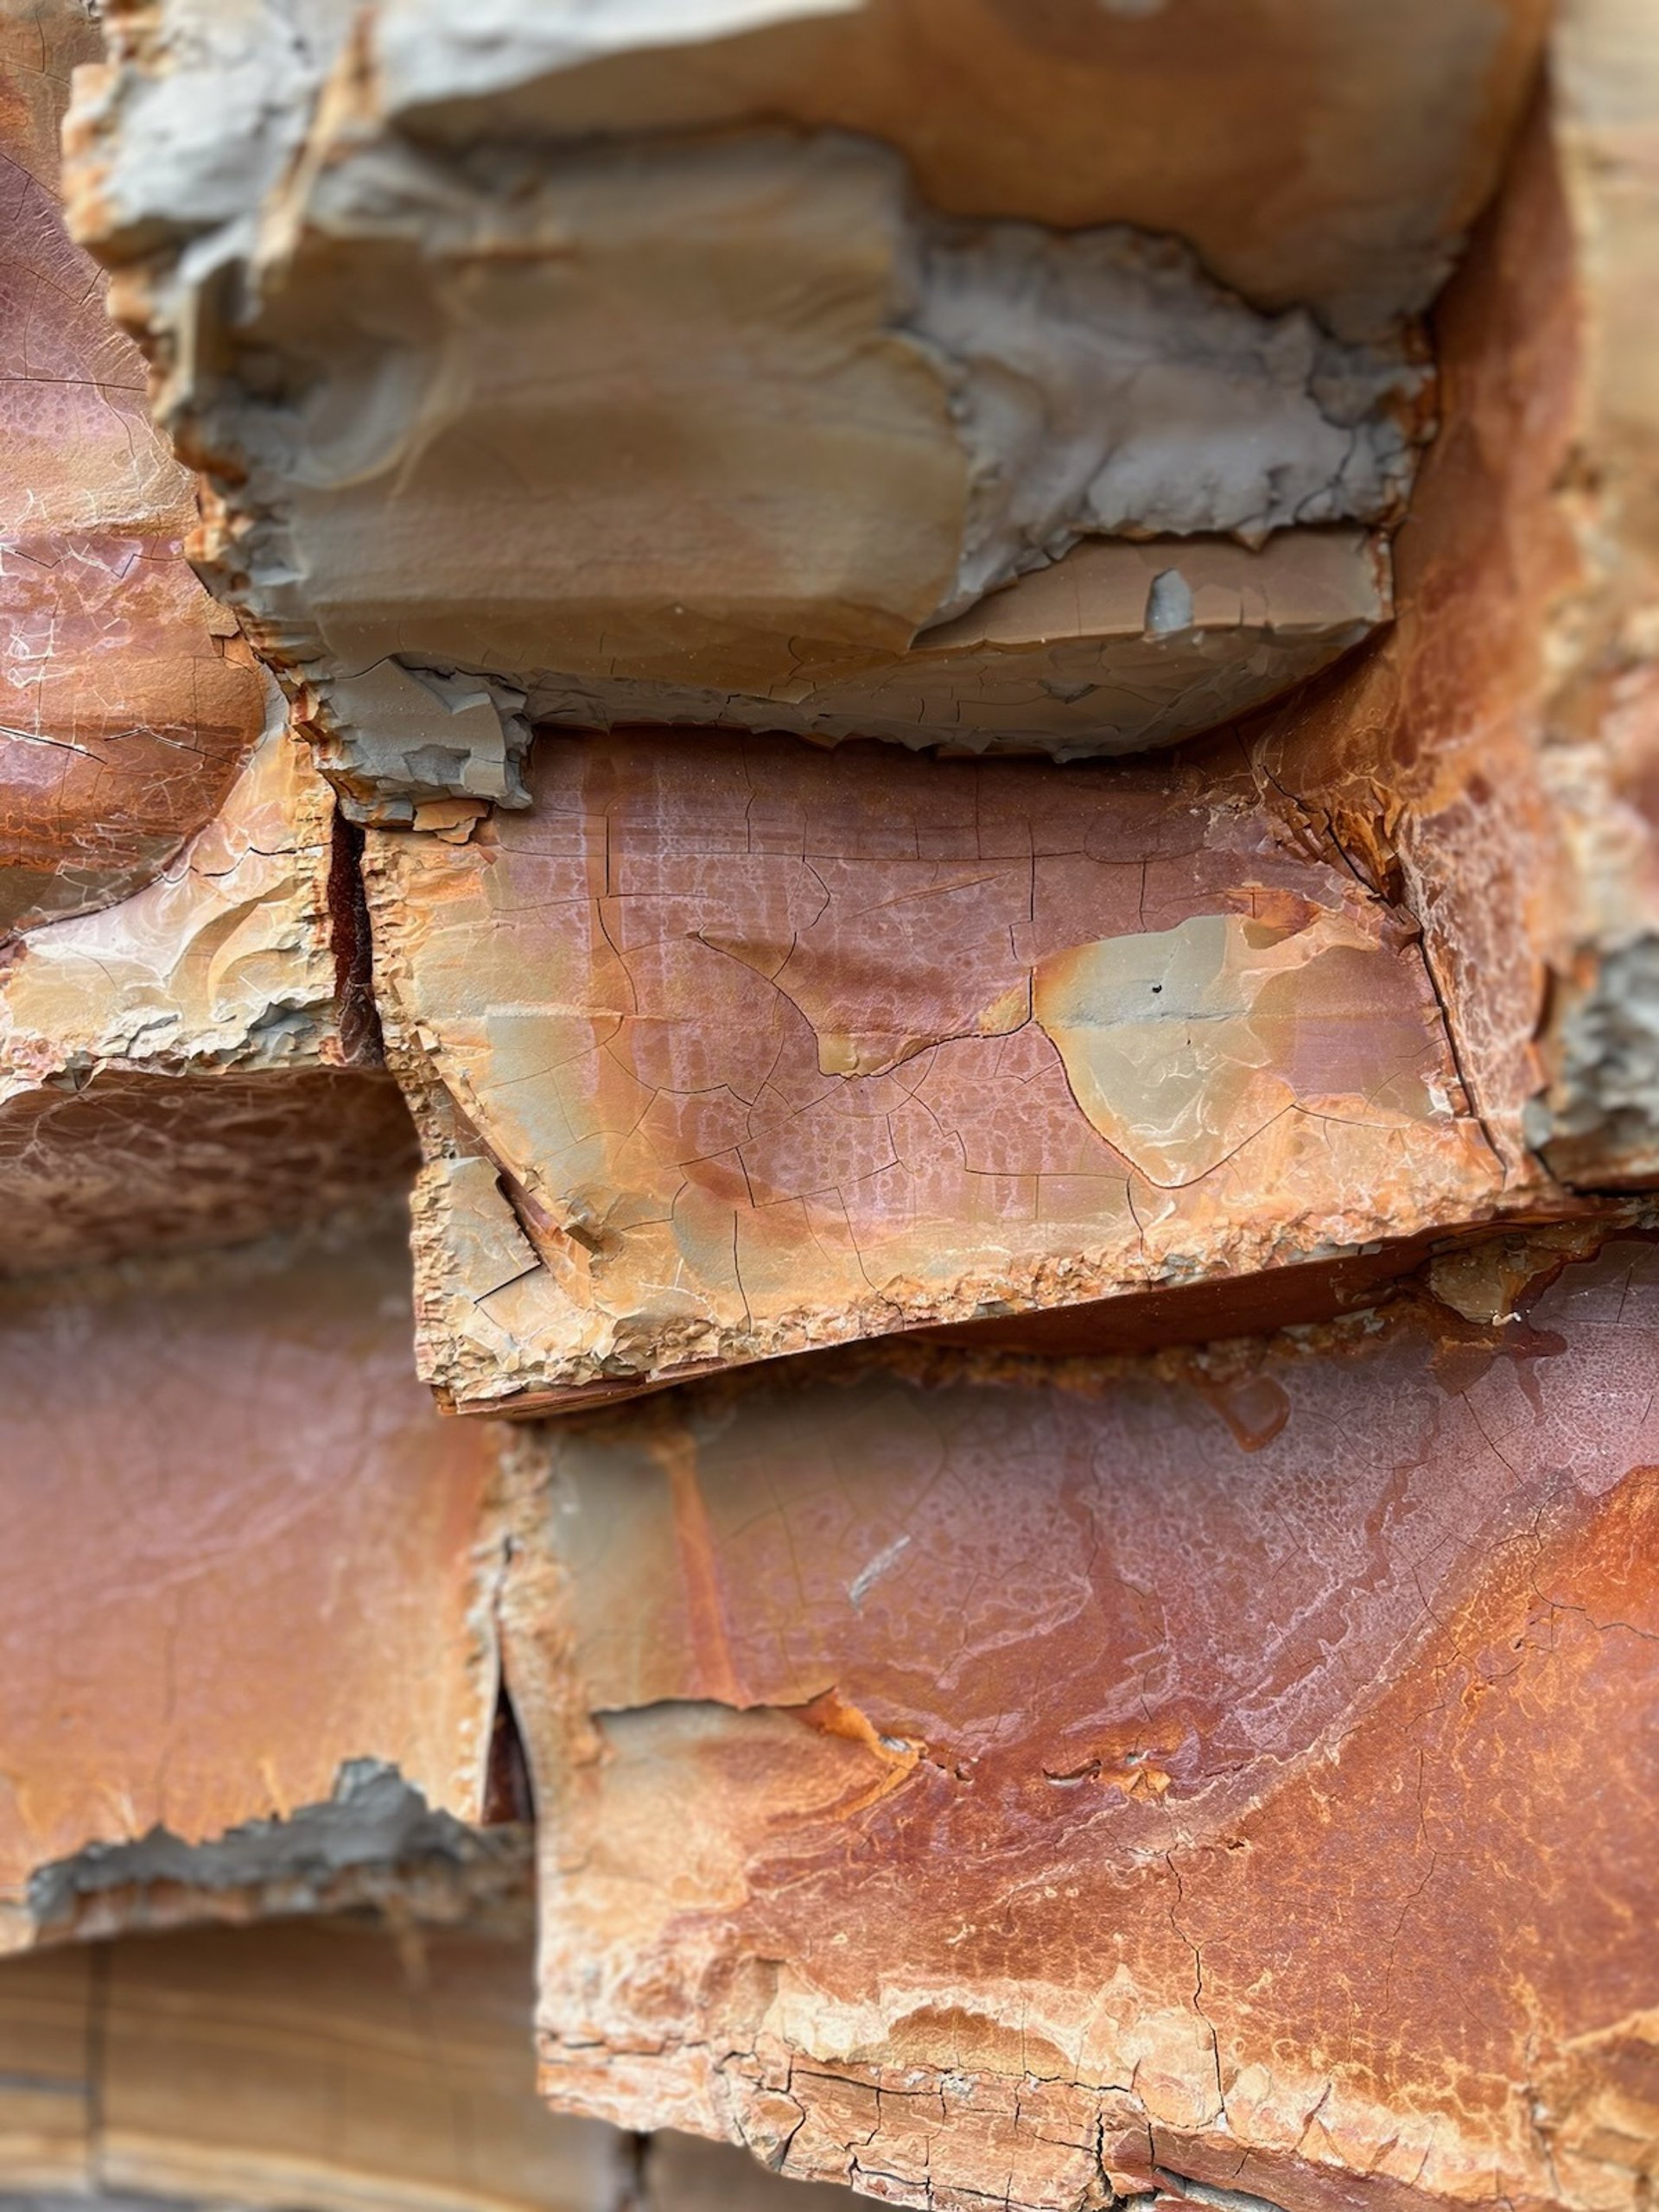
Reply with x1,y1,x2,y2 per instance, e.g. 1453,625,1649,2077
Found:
0,1916,860,2212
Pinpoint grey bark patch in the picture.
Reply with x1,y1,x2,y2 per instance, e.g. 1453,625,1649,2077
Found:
26,1759,480,1929
318,663,533,823
1540,933,1659,1185
1143,569,1194,638
914,213,1424,620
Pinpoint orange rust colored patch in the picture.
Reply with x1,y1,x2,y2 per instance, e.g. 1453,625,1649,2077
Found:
372,726,1510,1409
0,1227,501,1941
505,1238,1659,2212
0,11,265,938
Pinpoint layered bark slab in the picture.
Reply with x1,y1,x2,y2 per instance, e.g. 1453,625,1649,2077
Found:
368,728,1506,1408
0,1916,860,2212
0,714,416,1274
58,0,1554,814
0,1225,503,1951
500,1239,1659,2212
0,2,264,937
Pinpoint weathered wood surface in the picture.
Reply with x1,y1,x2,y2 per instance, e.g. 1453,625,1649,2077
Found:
371,726,1505,1408
502,1239,1659,2212
0,1915,855,2212
62,0,1548,817
0,8,1649,2212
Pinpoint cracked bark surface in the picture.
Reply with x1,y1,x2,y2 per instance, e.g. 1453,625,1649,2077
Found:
0,5,1655,2212
498,1238,1659,2212
370,728,1508,1408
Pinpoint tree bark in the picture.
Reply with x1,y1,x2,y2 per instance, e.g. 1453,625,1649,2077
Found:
0,7,1653,2212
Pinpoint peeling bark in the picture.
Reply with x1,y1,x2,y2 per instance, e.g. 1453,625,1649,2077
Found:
0,6,1654,2212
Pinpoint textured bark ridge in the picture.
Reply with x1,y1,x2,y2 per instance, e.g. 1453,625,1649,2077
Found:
0,7,1656,2212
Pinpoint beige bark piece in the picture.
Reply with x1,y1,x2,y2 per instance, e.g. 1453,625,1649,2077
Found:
79,0,1545,338
381,0,1545,340
0,1224,505,1952
62,3,1465,817
526,531,1390,763
499,1237,1659,2212
88,1923,595,2212
0,1920,594,2211
366,728,1505,1411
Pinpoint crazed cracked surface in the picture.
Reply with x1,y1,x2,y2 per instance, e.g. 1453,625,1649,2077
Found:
499,1239,1659,2212
0,709,338,1083
0,1,265,935
367,728,1504,1408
